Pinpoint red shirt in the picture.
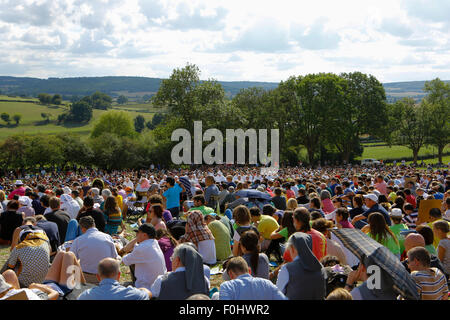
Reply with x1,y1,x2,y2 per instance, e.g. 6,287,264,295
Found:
406,195,416,209
283,229,327,262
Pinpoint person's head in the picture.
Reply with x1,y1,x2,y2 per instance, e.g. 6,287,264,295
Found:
83,196,94,208
249,206,261,223
274,187,282,196
150,204,164,220
233,205,251,226
205,175,215,187
404,233,425,252
320,255,341,267
403,203,414,214
293,207,311,232
149,194,164,206
389,208,403,225
71,190,80,199
34,215,46,222
363,193,378,208
96,258,120,282
432,220,449,239
326,288,353,300
6,200,19,211
352,194,364,208
239,230,260,274
415,225,435,247
225,256,250,279
101,189,112,200
22,216,37,226
320,190,331,200
332,197,343,208
280,210,296,237
166,176,175,187
79,216,95,233
104,196,119,213
155,228,178,247
192,194,206,207
286,198,298,211
311,218,333,237
135,223,156,243
309,197,321,209
335,207,350,223
407,247,431,272
428,208,442,221
368,212,396,244
49,196,60,210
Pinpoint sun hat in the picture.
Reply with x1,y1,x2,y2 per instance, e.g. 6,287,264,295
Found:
15,180,23,186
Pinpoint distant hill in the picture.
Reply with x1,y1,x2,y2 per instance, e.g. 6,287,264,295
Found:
0,76,448,102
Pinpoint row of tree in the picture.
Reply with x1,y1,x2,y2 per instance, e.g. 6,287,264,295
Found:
1,113,22,125
1,65,448,169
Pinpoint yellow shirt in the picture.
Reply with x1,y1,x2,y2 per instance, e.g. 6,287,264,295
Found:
257,215,279,240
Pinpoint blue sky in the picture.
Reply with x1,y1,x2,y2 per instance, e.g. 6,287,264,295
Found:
0,0,449,83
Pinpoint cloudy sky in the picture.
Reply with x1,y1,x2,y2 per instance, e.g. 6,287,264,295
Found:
0,0,449,83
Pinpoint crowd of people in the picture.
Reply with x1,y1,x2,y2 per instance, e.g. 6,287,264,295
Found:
0,163,449,300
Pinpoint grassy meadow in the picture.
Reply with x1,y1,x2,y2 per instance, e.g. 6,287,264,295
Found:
0,96,162,139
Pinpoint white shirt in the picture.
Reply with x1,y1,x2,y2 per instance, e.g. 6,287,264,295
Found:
276,256,299,293
150,266,210,298
122,239,166,290
70,228,119,274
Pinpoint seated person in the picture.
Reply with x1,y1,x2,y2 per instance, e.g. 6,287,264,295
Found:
6,227,51,287
407,247,448,300
78,258,151,300
0,200,23,245
150,243,210,300
188,195,215,216
218,256,286,300
0,270,58,300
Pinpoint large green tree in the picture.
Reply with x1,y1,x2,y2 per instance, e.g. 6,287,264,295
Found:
423,78,450,163
69,100,93,123
134,115,146,133
91,110,136,139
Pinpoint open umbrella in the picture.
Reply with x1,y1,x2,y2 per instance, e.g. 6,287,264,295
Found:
330,228,420,300
235,189,272,200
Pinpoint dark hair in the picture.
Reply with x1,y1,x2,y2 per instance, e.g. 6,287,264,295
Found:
166,177,175,186
403,203,414,212
83,196,94,208
40,194,50,207
280,210,296,237
368,212,398,246
310,211,323,221
353,194,364,208
293,207,311,232
433,220,449,233
312,218,333,234
415,225,434,246
49,196,60,210
192,194,206,205
249,206,261,217
320,255,341,267
240,230,260,277
378,195,389,204
149,194,163,205
79,216,95,229
7,200,19,210
55,188,64,197
72,190,79,197
104,196,120,214
310,197,321,209
151,204,164,219
408,247,431,267
274,187,282,196
429,208,442,219
336,207,349,220
156,228,178,247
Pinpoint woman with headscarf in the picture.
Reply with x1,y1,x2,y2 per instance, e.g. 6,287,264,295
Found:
60,194,81,220
276,232,326,300
179,210,216,265
151,243,209,300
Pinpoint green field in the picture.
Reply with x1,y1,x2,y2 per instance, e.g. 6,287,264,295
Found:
0,96,163,139
356,144,450,162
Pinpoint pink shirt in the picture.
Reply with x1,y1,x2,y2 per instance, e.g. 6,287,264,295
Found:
7,187,26,200
375,181,388,196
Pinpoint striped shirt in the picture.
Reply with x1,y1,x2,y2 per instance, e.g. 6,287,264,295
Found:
402,212,418,229
411,268,448,300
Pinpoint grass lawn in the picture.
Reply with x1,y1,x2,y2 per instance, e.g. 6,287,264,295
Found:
0,98,160,140
356,144,450,162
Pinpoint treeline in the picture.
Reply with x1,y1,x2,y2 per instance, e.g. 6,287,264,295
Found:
0,64,448,169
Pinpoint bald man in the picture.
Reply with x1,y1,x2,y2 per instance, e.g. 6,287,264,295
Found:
402,233,448,280
77,258,151,300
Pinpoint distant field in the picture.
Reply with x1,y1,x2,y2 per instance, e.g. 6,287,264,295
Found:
0,96,163,139
357,144,450,161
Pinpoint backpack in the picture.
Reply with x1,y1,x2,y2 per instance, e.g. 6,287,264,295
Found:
324,264,352,295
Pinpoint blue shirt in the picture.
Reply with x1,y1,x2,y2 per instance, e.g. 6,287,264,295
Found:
362,203,392,226
163,183,182,209
77,279,149,300
219,274,287,300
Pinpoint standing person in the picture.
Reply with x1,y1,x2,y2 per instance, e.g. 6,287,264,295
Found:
407,247,448,300
276,232,326,300
219,257,286,300
121,223,167,290
70,216,119,285
0,201,23,245
179,210,216,265
162,177,185,219
204,176,220,210
44,197,71,246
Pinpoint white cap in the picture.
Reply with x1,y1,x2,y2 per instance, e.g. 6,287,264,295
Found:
18,196,32,207
372,190,381,197
390,208,403,218
363,193,378,202
15,180,23,185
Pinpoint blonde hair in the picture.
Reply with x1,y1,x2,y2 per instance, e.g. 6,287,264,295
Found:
287,198,298,210
326,288,353,300
0,190,5,202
